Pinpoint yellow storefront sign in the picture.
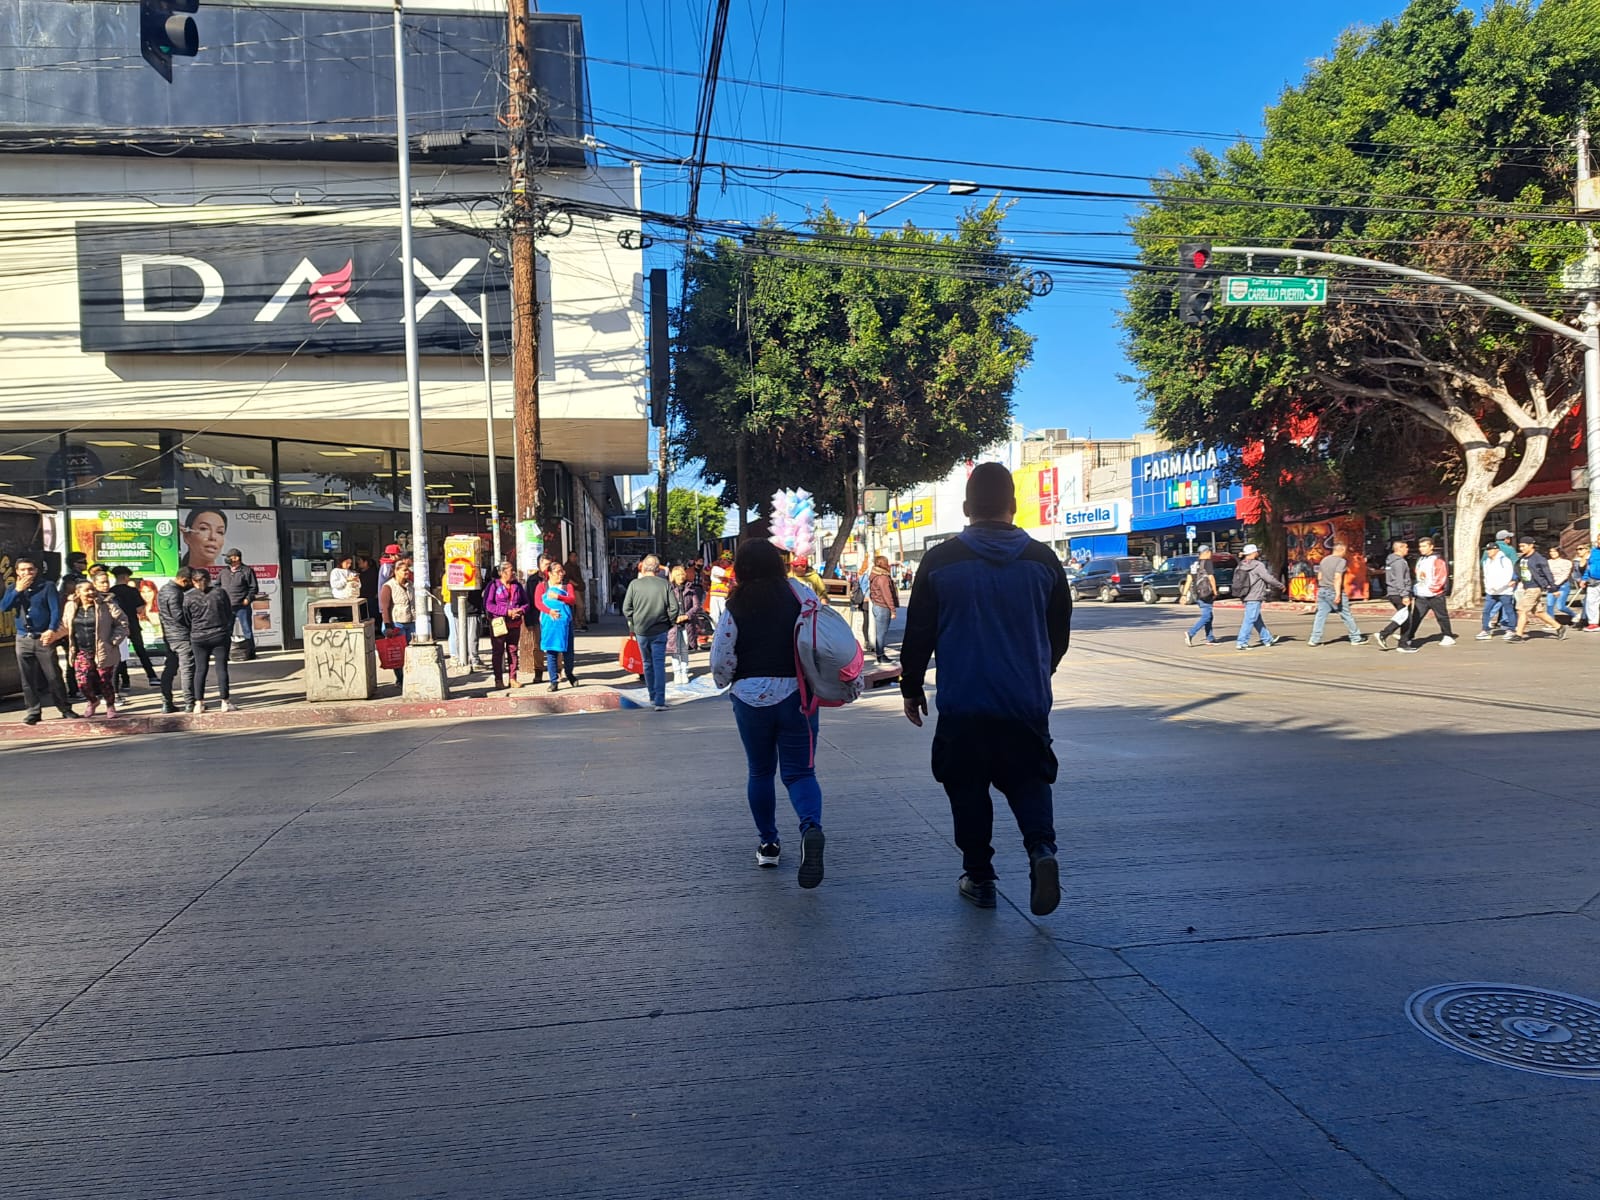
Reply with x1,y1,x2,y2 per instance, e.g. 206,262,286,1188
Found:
888,498,933,531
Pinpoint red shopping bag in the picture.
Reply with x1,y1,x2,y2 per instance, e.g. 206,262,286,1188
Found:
618,635,644,675
375,632,407,670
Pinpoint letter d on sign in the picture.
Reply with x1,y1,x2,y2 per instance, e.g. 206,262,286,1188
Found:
121,254,224,322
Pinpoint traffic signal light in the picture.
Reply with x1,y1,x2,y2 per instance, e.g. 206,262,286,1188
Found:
1178,240,1213,325
140,0,199,82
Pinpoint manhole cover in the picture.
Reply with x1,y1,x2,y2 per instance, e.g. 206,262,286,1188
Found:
1406,983,1600,1079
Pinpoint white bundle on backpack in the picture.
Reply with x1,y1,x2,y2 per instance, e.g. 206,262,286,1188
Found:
789,580,864,711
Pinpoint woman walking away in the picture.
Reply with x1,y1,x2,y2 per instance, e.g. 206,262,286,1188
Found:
61,578,130,718
536,560,576,691
668,563,704,686
711,539,827,889
867,555,900,663
483,562,528,689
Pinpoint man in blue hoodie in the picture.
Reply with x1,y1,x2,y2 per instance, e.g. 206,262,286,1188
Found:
900,463,1073,917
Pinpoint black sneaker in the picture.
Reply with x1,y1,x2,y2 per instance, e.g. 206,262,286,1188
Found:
1028,846,1061,916
22,712,41,726
958,874,997,908
756,842,781,868
797,826,825,889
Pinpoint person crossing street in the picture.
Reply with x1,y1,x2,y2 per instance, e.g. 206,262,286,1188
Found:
900,463,1072,916
1231,544,1283,650
1306,539,1366,647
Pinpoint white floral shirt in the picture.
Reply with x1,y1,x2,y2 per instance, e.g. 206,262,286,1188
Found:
710,608,797,707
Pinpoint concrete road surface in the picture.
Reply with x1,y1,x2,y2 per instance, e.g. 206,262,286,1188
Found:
2,599,1597,1198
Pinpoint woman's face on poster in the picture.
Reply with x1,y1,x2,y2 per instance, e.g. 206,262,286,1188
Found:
183,511,227,566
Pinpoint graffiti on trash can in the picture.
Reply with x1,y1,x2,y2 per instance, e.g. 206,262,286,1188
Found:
306,625,360,690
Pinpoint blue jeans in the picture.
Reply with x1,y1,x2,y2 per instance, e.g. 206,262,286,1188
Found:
871,603,892,659
1547,582,1574,617
1481,594,1515,630
233,605,254,642
640,630,669,706
730,691,822,843
1236,600,1274,647
1187,601,1215,641
1308,594,1362,644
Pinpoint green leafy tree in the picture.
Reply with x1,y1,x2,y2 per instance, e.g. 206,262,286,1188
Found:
638,487,727,564
674,204,1035,570
1121,0,1596,604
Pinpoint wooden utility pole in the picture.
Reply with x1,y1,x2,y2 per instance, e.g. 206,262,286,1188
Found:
507,0,543,569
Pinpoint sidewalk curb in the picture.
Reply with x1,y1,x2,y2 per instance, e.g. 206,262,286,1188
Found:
0,687,621,743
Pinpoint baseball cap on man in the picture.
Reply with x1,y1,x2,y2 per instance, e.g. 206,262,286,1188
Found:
226,547,243,559
1241,543,1260,555
1496,529,1514,541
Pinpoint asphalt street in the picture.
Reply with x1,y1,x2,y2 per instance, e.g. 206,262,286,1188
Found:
2,597,1598,1198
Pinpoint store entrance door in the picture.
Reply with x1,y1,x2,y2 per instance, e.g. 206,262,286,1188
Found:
281,516,404,644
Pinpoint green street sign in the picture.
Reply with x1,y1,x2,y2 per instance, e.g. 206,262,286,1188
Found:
1219,275,1328,306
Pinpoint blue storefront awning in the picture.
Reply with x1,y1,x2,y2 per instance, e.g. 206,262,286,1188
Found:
1130,502,1240,531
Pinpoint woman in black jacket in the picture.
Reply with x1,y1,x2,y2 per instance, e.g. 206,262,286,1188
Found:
184,570,237,712
710,539,826,888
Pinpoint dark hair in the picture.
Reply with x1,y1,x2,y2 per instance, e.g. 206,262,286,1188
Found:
174,566,194,583
727,538,790,615
182,507,227,532
14,553,40,570
966,462,1016,520
88,563,109,576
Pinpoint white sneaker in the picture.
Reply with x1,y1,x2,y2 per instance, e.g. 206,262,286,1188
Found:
219,700,239,713
1501,630,1516,641
1440,636,1456,646
190,701,204,714
1475,631,1492,640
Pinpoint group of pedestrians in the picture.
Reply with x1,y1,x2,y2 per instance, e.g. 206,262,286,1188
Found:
1181,542,1290,650
1177,528,1600,654
706,463,1074,916
3,552,247,723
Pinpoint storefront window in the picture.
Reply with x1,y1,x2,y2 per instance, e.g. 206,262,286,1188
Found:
0,432,64,505
177,434,273,508
276,440,394,510
1512,499,1582,540
63,432,178,507
397,451,488,515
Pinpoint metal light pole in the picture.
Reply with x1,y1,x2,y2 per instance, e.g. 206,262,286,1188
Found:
392,0,447,695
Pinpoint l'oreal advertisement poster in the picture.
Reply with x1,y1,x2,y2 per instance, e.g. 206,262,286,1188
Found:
178,506,285,649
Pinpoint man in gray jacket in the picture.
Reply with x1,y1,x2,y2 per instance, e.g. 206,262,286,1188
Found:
1374,539,1413,651
1231,543,1283,650
622,555,680,710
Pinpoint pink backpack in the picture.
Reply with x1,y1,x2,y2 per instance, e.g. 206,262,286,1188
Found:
789,580,865,714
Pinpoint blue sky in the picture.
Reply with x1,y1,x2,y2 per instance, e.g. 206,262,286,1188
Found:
563,1,1406,439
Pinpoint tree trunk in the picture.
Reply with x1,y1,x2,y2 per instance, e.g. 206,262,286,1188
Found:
1446,434,1553,610
824,471,857,575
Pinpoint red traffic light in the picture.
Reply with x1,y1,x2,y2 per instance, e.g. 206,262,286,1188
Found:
1190,247,1209,269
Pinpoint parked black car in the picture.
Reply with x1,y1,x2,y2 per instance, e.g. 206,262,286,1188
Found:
1139,553,1237,603
1070,556,1154,602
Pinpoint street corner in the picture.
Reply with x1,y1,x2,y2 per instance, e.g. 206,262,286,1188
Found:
0,687,622,741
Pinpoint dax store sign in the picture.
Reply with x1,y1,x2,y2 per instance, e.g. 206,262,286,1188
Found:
75,223,511,355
